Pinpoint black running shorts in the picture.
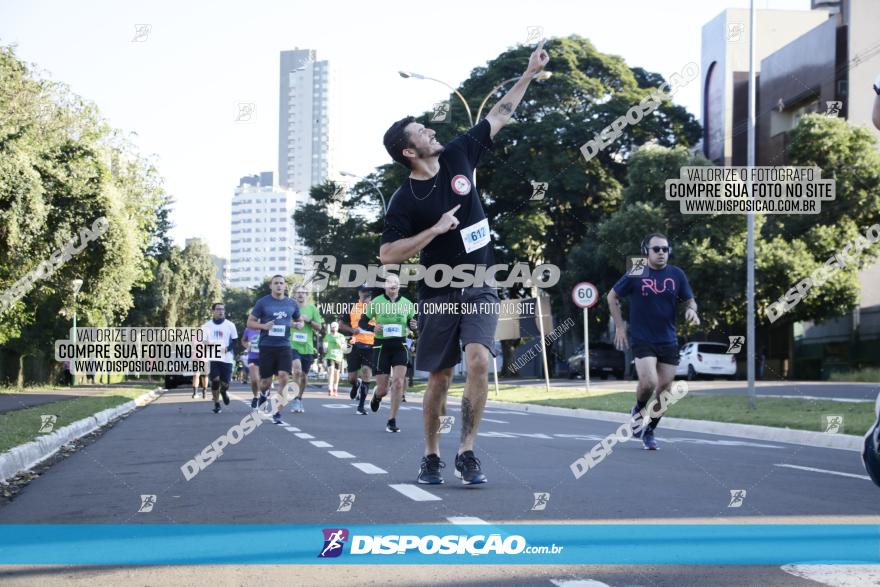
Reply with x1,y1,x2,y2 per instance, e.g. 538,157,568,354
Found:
259,346,293,378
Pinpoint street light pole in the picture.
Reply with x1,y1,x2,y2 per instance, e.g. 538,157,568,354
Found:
339,171,387,214
71,278,83,386
746,0,757,409
398,71,474,126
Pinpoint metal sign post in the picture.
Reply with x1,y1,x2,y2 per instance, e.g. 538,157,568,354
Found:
572,282,600,394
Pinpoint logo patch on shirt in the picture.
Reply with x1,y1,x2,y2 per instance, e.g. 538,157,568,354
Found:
451,174,471,195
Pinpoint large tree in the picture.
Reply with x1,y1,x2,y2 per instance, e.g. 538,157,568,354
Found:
0,46,164,383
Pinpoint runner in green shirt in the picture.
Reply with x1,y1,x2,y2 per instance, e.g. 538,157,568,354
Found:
358,274,416,433
324,322,348,396
289,285,324,413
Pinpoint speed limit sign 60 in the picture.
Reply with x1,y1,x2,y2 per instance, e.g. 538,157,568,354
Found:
572,281,599,309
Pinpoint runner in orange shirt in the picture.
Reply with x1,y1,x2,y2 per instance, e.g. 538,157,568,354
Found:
338,284,376,415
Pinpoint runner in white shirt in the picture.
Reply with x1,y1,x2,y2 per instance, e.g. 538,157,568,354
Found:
200,303,238,414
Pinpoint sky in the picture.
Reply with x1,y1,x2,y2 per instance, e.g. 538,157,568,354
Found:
0,0,812,258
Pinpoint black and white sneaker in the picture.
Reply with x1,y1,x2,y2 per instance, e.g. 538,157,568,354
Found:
370,394,382,413
350,378,362,400
212,403,222,414
220,385,230,405
454,450,487,485
862,392,880,487
386,418,400,433
417,454,445,484
356,406,368,415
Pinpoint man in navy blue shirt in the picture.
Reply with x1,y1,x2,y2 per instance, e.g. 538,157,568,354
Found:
607,233,700,450
247,275,302,424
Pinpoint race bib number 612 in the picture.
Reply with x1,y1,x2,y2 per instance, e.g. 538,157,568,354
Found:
460,218,491,254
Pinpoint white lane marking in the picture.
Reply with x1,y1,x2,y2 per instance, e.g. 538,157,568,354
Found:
781,564,880,586
389,484,442,502
481,418,509,424
352,462,387,474
295,433,315,439
322,403,355,409
550,580,611,587
328,451,355,459
554,433,784,449
283,426,300,432
446,516,488,525
310,440,333,448
774,463,871,480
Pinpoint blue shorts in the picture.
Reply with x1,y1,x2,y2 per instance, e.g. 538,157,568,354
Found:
292,350,315,375
209,361,233,383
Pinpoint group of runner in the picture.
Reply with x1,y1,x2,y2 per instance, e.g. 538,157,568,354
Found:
184,41,880,492
193,274,416,433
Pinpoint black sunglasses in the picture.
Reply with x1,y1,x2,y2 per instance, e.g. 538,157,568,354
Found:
650,246,670,253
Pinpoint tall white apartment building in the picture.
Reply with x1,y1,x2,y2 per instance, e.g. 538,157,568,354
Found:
278,48,337,193
229,172,307,288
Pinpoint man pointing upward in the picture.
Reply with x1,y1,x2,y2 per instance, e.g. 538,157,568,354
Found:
379,40,550,485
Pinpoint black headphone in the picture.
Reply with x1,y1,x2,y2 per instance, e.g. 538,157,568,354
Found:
641,233,672,256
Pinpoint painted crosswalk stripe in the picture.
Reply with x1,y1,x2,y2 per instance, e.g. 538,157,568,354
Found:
295,432,315,439
389,484,442,502
352,462,387,474
283,426,300,432
446,516,488,525
328,451,355,459
774,463,870,480
310,440,332,448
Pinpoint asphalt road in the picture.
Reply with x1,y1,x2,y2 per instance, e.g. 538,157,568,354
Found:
1,382,878,586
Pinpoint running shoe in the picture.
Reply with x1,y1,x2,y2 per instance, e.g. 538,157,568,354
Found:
356,406,367,415
417,454,445,484
220,387,230,405
454,450,487,485
191,389,197,399
642,427,658,450
212,403,221,414
370,394,382,413
272,412,283,425
386,418,400,433
350,378,362,399
257,392,269,407
861,392,880,487
250,397,258,409
292,398,304,413
630,404,645,439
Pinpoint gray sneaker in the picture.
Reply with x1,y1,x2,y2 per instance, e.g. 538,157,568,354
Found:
291,398,304,413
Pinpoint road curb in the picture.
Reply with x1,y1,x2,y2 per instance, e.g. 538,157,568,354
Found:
466,397,863,452
0,387,165,483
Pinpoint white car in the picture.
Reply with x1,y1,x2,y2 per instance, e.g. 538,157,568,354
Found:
676,342,737,380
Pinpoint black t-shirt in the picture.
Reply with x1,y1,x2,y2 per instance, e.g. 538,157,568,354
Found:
381,119,495,301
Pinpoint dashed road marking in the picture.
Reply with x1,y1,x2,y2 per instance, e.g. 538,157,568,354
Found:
329,451,356,459
446,516,488,525
310,440,333,448
352,462,387,474
389,484,442,502
295,433,315,439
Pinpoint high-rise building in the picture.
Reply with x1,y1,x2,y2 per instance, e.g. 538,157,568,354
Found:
278,48,337,193
229,172,307,288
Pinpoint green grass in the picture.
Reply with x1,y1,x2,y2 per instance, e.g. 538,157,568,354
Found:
407,382,874,434
829,367,880,383
0,387,151,454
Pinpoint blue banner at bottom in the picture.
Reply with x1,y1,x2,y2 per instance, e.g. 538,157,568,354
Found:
0,524,878,565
